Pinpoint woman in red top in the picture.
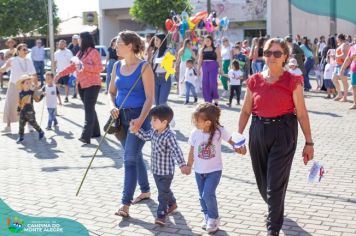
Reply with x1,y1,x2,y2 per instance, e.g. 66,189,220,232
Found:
55,32,103,144
236,38,314,236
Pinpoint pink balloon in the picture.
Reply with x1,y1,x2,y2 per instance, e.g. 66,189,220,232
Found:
205,19,214,33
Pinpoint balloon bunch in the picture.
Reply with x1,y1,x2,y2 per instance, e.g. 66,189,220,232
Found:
165,10,229,41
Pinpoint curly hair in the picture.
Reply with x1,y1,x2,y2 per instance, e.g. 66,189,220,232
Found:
192,103,222,147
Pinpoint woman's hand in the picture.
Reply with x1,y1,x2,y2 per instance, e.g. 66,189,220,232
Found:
302,145,314,165
129,118,143,133
110,107,120,119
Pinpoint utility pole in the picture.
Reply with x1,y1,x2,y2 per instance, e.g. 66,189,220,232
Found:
207,0,211,13
48,0,55,74
330,0,337,36
288,0,292,36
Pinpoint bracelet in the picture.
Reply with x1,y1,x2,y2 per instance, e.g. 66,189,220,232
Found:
305,142,314,146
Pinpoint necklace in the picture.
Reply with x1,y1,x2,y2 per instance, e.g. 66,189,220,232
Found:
18,57,28,73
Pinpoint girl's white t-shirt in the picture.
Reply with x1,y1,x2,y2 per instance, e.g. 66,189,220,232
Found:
188,127,231,174
44,85,58,108
228,69,243,85
221,45,232,60
9,57,36,83
324,63,336,80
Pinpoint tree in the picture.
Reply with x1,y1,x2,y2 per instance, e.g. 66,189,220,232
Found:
0,0,60,37
130,0,192,31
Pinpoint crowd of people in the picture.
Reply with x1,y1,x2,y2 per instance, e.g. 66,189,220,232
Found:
1,29,355,236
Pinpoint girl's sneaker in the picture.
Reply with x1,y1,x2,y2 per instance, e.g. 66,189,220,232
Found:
206,218,220,233
201,214,208,230
16,136,24,144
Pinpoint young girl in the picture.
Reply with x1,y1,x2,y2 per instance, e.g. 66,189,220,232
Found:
324,50,337,98
186,103,238,233
226,60,243,107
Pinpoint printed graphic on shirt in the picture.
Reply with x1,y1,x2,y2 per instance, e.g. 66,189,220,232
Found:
198,143,216,160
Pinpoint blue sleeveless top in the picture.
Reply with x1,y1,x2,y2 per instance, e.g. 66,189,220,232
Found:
115,60,146,109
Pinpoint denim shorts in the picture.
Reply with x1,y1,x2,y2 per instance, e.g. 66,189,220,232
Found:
324,79,335,89
334,65,349,77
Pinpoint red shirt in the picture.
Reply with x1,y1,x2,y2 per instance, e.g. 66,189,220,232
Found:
58,48,103,89
246,71,303,118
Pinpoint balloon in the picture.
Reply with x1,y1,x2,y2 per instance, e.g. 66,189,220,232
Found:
188,19,195,30
223,18,230,31
219,18,226,28
173,15,181,24
212,18,218,27
195,11,208,21
160,51,176,80
180,19,188,36
172,30,179,42
165,19,174,31
197,19,205,29
181,11,189,19
190,16,200,25
205,19,214,33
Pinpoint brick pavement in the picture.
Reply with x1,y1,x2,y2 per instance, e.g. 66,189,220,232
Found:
0,84,355,236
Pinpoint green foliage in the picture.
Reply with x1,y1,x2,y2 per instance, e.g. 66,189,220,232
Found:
0,0,60,37
130,0,192,31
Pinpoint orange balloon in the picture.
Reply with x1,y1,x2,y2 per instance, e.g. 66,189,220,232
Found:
195,11,208,21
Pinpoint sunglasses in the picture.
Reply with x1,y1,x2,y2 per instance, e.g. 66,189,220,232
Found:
21,48,28,52
263,50,284,58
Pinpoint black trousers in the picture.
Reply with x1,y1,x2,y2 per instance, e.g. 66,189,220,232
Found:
229,85,241,104
78,85,101,142
249,113,298,233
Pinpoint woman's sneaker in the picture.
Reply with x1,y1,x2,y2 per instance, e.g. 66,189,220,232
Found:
206,218,220,233
201,214,208,230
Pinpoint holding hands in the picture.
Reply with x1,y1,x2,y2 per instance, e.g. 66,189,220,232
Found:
180,165,191,175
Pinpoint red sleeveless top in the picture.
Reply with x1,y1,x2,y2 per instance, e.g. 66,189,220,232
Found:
246,71,303,118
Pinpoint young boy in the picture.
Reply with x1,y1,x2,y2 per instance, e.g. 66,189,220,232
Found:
130,105,189,226
16,75,44,143
42,72,62,130
288,58,303,76
183,59,198,104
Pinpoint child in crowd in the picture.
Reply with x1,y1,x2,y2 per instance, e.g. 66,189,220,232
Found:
324,50,337,98
184,59,198,104
186,103,239,233
288,58,303,76
130,105,189,226
226,60,243,107
16,75,44,143
42,72,62,130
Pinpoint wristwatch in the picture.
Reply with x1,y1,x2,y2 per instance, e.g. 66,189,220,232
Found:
305,142,314,146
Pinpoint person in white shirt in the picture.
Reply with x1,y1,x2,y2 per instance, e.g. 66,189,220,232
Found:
219,37,233,97
41,72,62,130
54,40,73,103
186,103,240,233
183,59,198,104
323,50,337,98
226,60,243,107
288,58,303,76
31,39,46,86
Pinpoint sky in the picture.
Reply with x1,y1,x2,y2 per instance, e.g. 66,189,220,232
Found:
55,0,99,20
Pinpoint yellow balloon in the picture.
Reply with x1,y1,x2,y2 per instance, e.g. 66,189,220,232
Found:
160,51,176,80
188,20,196,30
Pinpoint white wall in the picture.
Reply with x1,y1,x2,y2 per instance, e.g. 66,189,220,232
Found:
99,0,133,10
99,13,119,46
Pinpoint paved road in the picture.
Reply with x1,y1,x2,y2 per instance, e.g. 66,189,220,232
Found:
0,84,355,236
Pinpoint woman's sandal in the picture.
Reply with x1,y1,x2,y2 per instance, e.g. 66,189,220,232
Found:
114,205,129,218
132,192,151,204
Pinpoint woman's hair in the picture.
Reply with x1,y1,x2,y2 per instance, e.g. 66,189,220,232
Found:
153,33,167,58
183,38,191,50
203,35,215,50
302,36,312,51
15,43,28,56
263,38,290,66
78,32,95,59
45,71,54,78
118,30,144,55
192,103,222,147
326,36,336,49
257,37,265,49
231,59,240,70
110,37,117,47
251,37,258,46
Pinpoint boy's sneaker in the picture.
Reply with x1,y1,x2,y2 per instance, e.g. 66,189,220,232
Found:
16,136,24,144
166,203,177,215
155,216,166,226
38,131,45,140
226,102,231,107
201,214,208,230
184,101,189,105
194,97,198,103
64,97,69,103
206,218,220,233
46,127,52,130
54,121,58,127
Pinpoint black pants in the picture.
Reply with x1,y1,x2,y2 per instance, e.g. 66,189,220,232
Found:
229,85,241,104
78,85,101,142
249,113,298,234
153,174,176,218
19,107,42,136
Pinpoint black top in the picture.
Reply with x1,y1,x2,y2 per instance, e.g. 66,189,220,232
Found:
258,47,263,57
108,47,118,60
202,49,217,60
68,43,80,56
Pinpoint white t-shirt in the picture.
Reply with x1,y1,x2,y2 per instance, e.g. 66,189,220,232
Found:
288,68,303,76
324,63,336,80
9,57,36,83
184,68,197,85
228,69,243,85
153,51,166,74
43,85,59,108
54,48,73,73
221,45,232,60
188,127,231,174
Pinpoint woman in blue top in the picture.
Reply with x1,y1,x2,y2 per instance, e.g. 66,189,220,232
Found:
109,30,155,218
300,36,315,91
